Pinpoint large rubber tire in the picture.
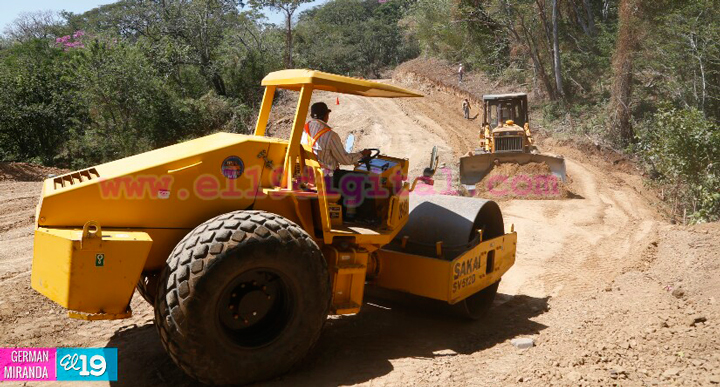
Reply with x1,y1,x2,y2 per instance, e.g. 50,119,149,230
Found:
456,280,500,320
136,272,159,305
458,211,501,320
154,210,331,385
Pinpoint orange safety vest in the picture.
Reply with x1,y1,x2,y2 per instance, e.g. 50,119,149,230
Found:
303,122,331,149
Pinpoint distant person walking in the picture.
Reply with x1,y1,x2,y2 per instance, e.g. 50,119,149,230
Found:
458,63,464,83
462,98,471,119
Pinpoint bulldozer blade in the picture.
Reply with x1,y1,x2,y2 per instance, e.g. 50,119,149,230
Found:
459,152,567,187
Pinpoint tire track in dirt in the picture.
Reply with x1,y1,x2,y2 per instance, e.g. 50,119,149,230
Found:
499,157,659,299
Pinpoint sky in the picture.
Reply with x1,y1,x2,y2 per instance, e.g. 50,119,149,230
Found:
0,0,329,32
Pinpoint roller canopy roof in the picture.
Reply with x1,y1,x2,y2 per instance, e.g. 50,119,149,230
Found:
483,93,527,100
261,69,423,98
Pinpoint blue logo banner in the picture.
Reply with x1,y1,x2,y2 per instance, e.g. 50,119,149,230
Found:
56,348,118,381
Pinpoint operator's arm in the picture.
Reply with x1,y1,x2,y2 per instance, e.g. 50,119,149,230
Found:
327,131,362,166
301,131,310,146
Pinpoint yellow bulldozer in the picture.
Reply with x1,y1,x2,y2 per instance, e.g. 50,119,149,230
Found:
460,93,566,190
30,70,517,385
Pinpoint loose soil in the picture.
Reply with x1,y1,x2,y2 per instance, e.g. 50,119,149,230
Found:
473,162,574,200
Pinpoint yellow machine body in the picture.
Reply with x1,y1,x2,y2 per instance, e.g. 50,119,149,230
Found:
31,222,152,319
374,232,516,304
460,93,567,186
31,69,516,319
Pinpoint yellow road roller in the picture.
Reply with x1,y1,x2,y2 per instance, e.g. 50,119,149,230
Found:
31,70,517,385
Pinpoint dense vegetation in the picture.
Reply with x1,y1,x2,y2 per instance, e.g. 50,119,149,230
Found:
0,0,717,221
403,0,719,221
0,0,414,168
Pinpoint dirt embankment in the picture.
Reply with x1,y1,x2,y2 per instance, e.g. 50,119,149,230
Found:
393,57,529,111
0,163,68,236
0,162,67,182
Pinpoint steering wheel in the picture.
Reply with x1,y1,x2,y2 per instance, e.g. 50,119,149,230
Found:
358,148,381,171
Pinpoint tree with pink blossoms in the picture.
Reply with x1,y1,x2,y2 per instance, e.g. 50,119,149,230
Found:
55,30,85,50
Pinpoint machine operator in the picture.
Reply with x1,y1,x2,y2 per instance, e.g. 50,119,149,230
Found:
301,102,371,172
302,102,374,221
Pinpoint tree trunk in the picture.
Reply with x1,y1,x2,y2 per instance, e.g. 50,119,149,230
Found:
536,0,554,52
199,53,226,96
552,0,564,98
688,34,707,111
582,0,597,36
571,0,591,36
212,73,227,96
285,11,293,68
502,0,555,99
602,0,610,22
516,14,557,100
609,0,642,146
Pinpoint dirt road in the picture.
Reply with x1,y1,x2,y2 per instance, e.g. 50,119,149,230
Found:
1,68,718,386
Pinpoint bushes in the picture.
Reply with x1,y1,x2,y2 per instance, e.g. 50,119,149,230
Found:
0,37,254,169
638,107,720,222
0,1,271,169
0,39,88,165
66,40,255,168
294,0,419,77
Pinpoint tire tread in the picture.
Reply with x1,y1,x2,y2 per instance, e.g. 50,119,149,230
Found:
154,210,330,385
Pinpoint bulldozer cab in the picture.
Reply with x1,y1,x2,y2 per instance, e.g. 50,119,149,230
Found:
483,93,528,128
480,93,531,155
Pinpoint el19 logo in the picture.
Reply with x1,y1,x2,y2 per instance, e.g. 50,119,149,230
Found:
56,348,117,381
59,353,106,376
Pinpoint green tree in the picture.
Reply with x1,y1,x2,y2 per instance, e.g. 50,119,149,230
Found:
64,0,244,97
639,0,720,123
68,39,173,163
639,107,720,221
219,9,285,103
295,0,419,77
63,38,252,167
403,0,493,71
0,39,87,164
249,0,313,68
